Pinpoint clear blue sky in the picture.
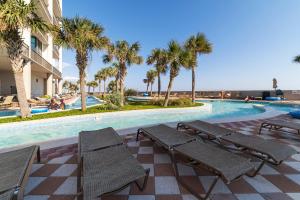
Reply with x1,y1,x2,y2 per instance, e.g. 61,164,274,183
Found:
62,0,300,91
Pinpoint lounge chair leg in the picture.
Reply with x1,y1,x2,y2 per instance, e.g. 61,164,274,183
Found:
77,157,83,193
36,146,41,163
136,129,141,141
247,160,265,177
135,168,150,191
170,151,217,200
258,124,264,135
177,123,181,130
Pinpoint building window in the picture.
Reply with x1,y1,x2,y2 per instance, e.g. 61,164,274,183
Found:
31,36,43,55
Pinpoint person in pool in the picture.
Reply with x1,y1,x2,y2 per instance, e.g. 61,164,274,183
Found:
48,98,60,110
60,99,66,110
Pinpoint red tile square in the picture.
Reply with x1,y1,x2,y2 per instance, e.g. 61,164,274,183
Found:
130,177,155,195
154,164,175,176
263,175,300,193
31,164,61,177
137,154,154,164
29,177,67,195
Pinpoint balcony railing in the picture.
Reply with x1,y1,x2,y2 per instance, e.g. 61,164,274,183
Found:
53,66,62,77
31,49,52,72
0,43,30,58
36,0,52,23
53,0,62,17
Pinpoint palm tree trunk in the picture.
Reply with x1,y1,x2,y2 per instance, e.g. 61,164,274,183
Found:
157,73,161,97
192,66,196,103
146,82,149,93
103,79,106,95
98,80,101,94
119,64,126,106
14,71,31,117
79,72,86,111
163,77,174,107
150,83,153,96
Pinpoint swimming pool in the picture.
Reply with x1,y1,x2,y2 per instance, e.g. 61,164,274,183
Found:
0,96,102,118
0,100,298,149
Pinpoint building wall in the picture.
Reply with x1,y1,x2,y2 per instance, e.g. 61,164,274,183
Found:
0,71,15,96
31,72,47,97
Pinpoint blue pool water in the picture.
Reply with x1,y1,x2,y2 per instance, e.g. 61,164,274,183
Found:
0,96,102,117
0,100,298,148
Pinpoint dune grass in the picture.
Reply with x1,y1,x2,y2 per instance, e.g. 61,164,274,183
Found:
0,102,203,124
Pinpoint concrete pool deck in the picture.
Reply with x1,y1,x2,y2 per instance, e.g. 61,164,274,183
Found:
20,114,300,200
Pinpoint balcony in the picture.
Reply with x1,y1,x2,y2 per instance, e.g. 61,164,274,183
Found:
35,0,52,23
53,45,59,59
53,66,62,78
31,49,52,72
53,0,62,18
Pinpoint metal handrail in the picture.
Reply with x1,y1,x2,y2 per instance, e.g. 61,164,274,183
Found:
30,48,52,72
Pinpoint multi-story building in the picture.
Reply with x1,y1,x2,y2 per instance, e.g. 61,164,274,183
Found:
0,0,63,99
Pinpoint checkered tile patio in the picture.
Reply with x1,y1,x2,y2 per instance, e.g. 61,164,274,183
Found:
24,115,300,200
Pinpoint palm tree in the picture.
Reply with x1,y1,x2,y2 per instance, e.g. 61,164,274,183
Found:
147,49,168,97
0,0,48,118
86,81,92,93
90,81,98,93
62,80,71,93
146,69,157,96
109,63,120,92
293,55,300,63
94,71,103,94
103,40,143,106
53,16,109,111
184,33,212,102
143,78,149,93
164,40,186,107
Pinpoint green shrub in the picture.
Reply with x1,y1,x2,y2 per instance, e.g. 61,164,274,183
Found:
104,93,123,107
124,88,138,97
97,103,120,111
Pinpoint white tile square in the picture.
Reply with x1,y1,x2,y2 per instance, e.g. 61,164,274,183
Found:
138,147,153,154
292,154,300,162
287,193,300,200
50,164,77,177
142,164,154,176
25,177,47,195
285,162,300,171
182,194,199,200
127,141,140,147
243,175,281,193
48,155,72,164
155,176,180,194
30,164,44,175
54,177,77,195
24,196,49,200
177,163,196,176
256,163,279,175
199,176,231,194
128,195,155,200
286,174,300,185
235,193,265,200
154,154,171,163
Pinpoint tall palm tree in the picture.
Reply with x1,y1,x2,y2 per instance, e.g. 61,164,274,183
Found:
109,63,120,92
164,40,186,107
94,71,103,94
143,78,149,93
103,40,143,106
184,33,212,103
293,55,300,63
147,48,168,97
53,17,109,111
86,81,92,93
146,69,157,96
0,0,48,118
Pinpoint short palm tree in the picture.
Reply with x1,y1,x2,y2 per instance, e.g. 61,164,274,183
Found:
90,81,98,93
184,33,212,103
86,81,92,93
146,69,157,96
147,48,168,97
164,41,186,107
143,78,149,93
94,71,103,94
0,0,48,118
53,16,109,111
294,55,300,63
103,40,143,106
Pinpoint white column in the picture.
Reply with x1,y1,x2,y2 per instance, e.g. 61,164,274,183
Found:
58,79,63,94
46,73,53,96
23,63,31,99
